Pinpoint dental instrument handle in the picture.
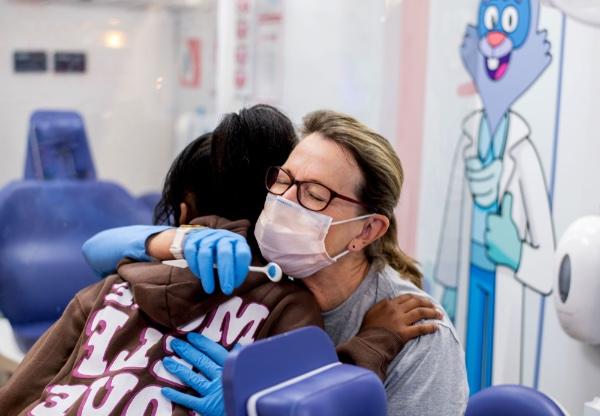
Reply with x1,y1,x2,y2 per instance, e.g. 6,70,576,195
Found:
162,259,283,283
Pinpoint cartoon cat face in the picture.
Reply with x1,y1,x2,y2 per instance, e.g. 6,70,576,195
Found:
478,0,531,49
461,0,551,134
476,0,532,81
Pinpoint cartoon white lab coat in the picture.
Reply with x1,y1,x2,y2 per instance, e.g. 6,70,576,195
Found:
434,109,555,385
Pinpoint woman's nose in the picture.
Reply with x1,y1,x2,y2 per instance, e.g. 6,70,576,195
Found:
282,184,299,203
486,31,507,48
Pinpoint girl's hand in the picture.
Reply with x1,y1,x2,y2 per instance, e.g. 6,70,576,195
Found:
362,294,443,344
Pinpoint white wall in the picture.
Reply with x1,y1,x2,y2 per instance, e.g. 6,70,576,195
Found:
538,15,600,413
0,1,177,195
172,1,218,155
280,0,387,131
173,2,217,116
213,0,390,133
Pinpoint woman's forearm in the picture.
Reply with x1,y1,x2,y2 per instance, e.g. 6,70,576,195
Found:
146,228,177,260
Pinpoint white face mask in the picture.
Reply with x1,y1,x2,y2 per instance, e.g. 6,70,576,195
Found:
254,194,374,279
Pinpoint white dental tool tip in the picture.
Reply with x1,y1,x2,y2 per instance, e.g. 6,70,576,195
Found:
263,262,283,282
162,259,283,283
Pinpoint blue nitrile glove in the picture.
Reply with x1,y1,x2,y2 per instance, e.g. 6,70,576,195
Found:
183,228,251,295
485,193,522,271
82,225,172,278
161,333,240,416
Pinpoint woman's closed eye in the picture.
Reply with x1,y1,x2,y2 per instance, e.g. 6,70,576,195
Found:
307,191,327,202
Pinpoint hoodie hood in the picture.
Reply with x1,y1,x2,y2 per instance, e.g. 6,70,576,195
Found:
117,215,254,329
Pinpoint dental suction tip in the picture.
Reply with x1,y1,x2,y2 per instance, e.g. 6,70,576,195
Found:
266,262,283,282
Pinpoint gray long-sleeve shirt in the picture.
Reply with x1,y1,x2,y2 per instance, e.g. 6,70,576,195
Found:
322,265,469,415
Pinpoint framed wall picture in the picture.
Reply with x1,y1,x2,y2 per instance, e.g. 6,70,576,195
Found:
14,51,47,73
54,52,86,73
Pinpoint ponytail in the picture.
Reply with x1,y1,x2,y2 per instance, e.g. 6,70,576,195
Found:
367,216,423,288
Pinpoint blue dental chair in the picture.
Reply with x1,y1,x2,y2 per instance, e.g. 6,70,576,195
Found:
466,384,567,416
223,326,387,416
0,180,152,351
24,110,96,180
138,192,162,219
0,110,155,351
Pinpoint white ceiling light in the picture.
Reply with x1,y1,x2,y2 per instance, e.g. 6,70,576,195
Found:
103,30,126,48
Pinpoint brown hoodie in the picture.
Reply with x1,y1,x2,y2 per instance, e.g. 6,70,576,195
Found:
0,216,403,415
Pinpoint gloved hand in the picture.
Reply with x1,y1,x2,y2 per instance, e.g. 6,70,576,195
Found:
161,334,239,416
82,225,172,277
183,228,252,295
485,193,522,271
465,157,502,208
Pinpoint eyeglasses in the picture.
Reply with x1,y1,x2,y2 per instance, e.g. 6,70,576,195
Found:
265,166,369,212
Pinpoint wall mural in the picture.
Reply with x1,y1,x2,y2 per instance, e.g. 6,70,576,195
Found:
432,0,557,395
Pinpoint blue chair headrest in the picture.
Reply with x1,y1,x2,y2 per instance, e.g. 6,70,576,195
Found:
138,192,162,221
24,110,96,180
466,384,566,416
223,326,386,416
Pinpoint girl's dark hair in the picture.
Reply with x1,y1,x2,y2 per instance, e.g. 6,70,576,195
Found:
153,132,213,226
154,104,297,248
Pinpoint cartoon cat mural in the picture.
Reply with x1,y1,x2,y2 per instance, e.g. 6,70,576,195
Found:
433,0,556,394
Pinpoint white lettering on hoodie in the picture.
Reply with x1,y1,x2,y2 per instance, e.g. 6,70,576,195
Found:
32,281,270,415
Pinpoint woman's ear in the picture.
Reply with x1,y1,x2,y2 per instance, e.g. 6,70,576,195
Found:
349,214,390,252
178,202,189,225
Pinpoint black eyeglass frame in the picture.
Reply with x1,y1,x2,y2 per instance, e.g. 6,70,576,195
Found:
265,166,370,212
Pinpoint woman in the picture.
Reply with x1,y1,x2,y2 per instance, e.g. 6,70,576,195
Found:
84,109,468,415
258,110,470,414
167,109,468,415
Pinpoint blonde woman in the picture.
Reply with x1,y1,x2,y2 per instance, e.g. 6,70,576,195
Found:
164,110,469,415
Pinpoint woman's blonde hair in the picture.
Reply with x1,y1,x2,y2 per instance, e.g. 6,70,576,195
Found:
300,110,423,288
